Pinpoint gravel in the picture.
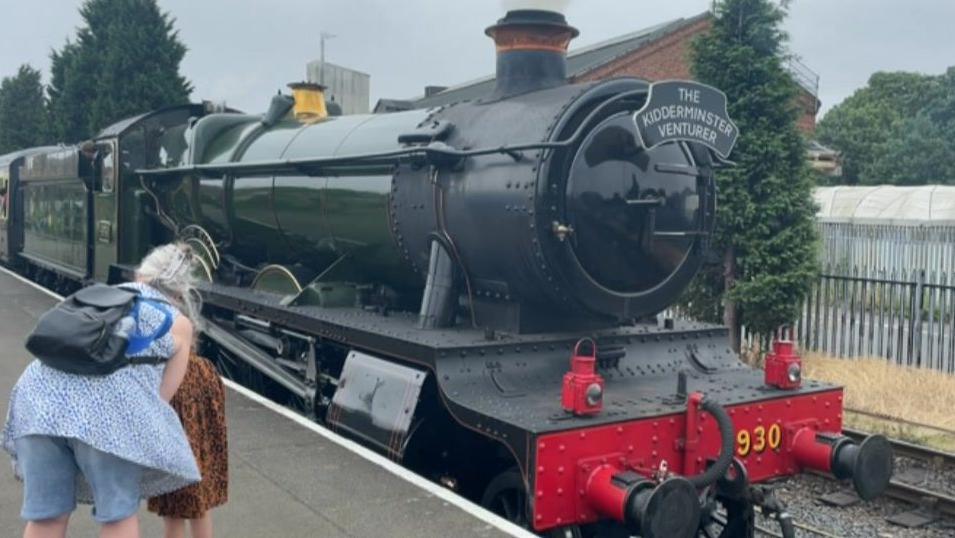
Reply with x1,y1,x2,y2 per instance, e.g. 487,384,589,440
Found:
894,455,955,499
753,474,955,537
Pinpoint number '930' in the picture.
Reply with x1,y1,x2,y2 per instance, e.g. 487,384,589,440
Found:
736,424,782,457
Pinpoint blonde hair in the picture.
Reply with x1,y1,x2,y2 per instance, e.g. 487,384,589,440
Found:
135,242,203,329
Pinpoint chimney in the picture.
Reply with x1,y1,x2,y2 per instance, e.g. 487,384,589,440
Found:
485,9,579,99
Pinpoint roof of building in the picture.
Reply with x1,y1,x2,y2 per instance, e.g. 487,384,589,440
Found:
404,12,711,110
807,140,839,156
815,186,955,225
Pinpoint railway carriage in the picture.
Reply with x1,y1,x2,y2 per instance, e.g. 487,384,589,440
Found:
0,146,60,266
5,104,215,286
2,9,894,538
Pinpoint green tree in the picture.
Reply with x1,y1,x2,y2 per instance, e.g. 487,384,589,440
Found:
688,0,819,350
48,0,192,142
817,71,948,184
927,67,955,128
869,113,954,184
0,65,48,153
48,42,96,143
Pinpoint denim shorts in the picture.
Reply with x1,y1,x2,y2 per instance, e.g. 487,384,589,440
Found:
14,435,143,523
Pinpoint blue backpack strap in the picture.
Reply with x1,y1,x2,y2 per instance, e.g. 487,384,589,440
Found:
125,299,175,355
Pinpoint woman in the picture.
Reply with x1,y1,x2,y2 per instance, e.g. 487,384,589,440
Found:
147,351,228,538
2,243,202,538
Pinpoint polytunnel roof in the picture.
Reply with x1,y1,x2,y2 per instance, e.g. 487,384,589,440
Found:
815,185,955,225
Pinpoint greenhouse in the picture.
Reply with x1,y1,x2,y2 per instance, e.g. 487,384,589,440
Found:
798,186,955,372
814,186,955,280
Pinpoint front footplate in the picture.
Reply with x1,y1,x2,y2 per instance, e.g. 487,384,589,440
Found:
529,388,894,533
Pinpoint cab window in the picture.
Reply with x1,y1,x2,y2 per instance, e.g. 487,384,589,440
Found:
97,142,117,193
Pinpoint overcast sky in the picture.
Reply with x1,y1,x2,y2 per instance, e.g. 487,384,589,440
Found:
2,0,953,118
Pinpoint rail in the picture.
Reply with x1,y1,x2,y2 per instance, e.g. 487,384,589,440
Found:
713,510,841,538
842,427,955,519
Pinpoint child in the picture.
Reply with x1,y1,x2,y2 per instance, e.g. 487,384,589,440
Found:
148,352,228,538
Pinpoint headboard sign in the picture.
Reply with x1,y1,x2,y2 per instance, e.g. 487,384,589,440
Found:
633,80,739,159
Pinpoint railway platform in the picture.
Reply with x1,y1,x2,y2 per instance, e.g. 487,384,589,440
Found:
0,268,529,538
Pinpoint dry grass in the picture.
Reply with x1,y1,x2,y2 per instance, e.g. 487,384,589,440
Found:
802,353,955,450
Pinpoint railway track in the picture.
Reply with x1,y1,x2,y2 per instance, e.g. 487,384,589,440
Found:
754,519,842,538
844,427,955,520
843,427,955,468
712,510,842,538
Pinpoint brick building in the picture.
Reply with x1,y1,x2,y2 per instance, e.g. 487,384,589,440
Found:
379,12,820,134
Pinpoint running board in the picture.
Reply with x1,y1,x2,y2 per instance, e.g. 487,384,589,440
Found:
202,319,309,399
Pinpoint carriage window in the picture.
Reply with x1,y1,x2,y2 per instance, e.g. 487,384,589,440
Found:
0,174,8,221
98,142,117,193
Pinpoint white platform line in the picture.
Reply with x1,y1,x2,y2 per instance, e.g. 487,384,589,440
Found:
0,265,64,301
0,265,536,538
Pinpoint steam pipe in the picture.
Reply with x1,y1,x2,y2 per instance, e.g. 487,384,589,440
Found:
687,397,735,489
417,240,457,329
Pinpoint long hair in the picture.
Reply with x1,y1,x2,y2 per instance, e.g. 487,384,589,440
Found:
134,242,203,331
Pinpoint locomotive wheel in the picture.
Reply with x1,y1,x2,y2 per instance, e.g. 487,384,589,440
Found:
481,470,530,529
480,469,584,537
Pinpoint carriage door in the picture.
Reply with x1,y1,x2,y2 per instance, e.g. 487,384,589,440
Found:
93,139,119,281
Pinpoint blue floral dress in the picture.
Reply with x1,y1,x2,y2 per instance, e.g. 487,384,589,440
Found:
2,283,201,502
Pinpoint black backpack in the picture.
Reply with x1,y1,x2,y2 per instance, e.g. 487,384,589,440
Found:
25,284,174,376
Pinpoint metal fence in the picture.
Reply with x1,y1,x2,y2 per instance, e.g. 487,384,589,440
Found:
818,223,955,286
794,267,955,373
670,223,955,371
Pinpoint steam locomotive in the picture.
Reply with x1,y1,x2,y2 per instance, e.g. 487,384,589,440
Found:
1,9,893,538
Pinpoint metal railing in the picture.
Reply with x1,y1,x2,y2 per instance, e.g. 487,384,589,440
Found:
785,56,819,104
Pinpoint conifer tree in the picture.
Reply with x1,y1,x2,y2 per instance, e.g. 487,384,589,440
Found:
688,0,819,350
0,65,48,153
48,42,95,143
48,0,192,142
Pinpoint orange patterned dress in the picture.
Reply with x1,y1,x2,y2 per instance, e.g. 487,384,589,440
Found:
148,354,228,518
